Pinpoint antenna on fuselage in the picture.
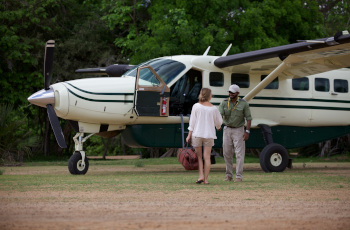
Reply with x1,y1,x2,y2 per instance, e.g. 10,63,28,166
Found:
203,46,211,56
221,43,232,56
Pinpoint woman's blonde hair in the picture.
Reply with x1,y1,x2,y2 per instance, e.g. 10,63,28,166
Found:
198,88,212,102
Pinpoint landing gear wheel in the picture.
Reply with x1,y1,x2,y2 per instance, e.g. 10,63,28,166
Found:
68,151,89,175
259,143,289,172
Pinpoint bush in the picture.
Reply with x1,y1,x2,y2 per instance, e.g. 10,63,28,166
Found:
0,104,39,163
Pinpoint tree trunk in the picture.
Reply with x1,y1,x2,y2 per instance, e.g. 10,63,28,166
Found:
101,137,107,160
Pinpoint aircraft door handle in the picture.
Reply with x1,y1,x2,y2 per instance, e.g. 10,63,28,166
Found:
330,91,338,95
160,86,165,95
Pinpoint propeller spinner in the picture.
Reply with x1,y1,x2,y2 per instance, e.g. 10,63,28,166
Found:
28,40,67,148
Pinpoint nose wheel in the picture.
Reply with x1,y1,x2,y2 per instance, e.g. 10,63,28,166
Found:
68,133,94,175
68,151,89,175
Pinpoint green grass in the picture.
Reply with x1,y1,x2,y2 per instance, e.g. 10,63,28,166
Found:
22,152,350,167
1,158,349,194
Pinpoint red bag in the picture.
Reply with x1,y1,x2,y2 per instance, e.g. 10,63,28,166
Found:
178,144,199,170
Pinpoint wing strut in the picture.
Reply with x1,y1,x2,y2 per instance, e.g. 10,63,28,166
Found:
243,62,287,102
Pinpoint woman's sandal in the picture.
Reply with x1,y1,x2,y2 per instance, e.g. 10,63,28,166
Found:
203,182,210,185
196,179,204,184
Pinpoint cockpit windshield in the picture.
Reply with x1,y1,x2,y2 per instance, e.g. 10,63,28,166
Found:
123,58,186,85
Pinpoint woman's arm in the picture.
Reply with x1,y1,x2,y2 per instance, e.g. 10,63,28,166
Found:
214,109,223,130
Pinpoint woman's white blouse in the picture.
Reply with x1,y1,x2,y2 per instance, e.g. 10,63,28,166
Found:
188,103,223,139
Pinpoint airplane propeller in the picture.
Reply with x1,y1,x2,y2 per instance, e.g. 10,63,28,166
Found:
44,40,55,90
28,40,67,148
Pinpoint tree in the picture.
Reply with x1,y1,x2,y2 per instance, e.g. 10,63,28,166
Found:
0,104,39,163
317,0,350,35
1,0,119,156
101,0,327,64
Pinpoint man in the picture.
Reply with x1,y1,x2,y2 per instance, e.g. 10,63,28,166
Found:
219,84,252,182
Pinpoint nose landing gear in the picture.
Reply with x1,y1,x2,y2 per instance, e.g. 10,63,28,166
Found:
68,133,94,175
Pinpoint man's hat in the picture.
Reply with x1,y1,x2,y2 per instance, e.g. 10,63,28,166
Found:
228,84,240,93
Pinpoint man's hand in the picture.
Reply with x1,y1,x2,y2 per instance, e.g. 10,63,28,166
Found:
243,132,249,141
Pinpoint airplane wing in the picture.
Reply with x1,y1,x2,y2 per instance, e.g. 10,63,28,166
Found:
214,31,350,101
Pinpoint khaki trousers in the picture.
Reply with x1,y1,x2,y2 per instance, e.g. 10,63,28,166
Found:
223,126,245,179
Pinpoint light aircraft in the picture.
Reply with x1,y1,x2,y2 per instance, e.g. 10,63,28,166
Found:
28,31,350,175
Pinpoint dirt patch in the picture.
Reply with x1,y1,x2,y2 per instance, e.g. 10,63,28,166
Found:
1,163,350,229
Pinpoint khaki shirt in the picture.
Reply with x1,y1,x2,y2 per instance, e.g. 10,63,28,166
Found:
218,97,252,128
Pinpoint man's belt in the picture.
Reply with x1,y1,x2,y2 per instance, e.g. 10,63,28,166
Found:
226,125,242,129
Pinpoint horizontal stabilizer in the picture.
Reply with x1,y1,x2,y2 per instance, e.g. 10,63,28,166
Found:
75,64,135,77
75,67,107,75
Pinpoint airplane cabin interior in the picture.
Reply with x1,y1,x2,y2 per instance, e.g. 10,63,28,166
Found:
169,69,202,116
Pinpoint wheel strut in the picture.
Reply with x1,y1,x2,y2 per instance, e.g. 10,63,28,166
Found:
73,132,94,167
68,132,94,175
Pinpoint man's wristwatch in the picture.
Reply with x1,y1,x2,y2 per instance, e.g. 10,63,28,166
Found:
245,130,250,134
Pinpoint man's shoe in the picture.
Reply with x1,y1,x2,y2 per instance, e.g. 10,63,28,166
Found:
235,178,243,182
224,176,233,181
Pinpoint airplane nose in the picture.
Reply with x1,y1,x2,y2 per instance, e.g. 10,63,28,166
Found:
28,88,55,108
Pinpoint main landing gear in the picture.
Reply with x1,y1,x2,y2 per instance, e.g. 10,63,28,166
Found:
68,133,94,175
258,124,292,172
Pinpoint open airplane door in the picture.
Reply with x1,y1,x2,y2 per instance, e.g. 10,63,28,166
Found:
134,66,170,116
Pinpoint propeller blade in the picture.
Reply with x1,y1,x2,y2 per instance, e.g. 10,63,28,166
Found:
44,40,55,90
47,104,67,148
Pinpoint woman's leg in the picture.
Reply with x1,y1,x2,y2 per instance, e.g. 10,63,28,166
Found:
203,146,212,183
195,146,203,181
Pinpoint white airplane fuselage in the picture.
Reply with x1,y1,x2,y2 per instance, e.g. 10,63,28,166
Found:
52,58,350,123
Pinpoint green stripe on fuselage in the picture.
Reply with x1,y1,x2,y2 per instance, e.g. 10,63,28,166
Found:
121,124,350,149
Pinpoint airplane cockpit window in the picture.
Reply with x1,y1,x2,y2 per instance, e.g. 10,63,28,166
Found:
231,73,249,88
292,77,309,91
138,68,160,86
209,72,224,86
261,75,279,89
123,58,186,85
315,78,329,92
334,79,348,93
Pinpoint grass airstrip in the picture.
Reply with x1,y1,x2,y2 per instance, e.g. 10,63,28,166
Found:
1,155,350,193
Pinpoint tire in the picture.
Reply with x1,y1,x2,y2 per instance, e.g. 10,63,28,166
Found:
68,151,89,175
259,150,270,172
260,143,289,172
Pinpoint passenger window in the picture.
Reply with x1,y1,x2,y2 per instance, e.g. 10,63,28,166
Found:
315,78,329,92
261,75,279,89
334,79,348,93
231,73,249,88
209,72,224,86
292,77,309,91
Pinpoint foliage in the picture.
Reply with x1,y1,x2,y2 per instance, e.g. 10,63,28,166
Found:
0,104,39,163
318,0,350,35
101,0,327,64
1,0,118,156
297,135,350,157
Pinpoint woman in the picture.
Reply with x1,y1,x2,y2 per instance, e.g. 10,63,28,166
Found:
186,88,223,184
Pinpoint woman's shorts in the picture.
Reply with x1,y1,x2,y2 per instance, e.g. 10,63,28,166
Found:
191,136,214,147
